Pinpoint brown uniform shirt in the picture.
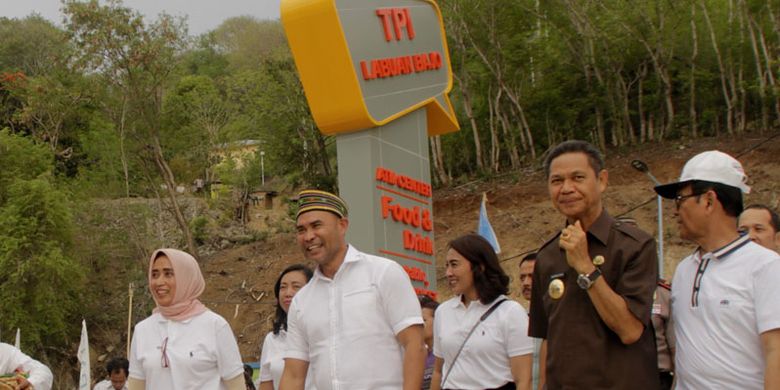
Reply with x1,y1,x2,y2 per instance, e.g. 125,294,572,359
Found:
529,210,659,389
653,281,675,372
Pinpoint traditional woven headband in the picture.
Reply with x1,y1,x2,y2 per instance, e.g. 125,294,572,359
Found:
296,189,348,219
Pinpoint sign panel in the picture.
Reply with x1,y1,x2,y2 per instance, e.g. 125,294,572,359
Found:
336,109,438,298
281,0,459,136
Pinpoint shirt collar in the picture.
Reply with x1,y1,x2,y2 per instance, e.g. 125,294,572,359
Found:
155,312,194,324
452,294,507,310
313,244,360,281
583,209,612,246
695,233,751,262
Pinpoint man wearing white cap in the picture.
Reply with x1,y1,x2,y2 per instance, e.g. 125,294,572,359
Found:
654,150,780,390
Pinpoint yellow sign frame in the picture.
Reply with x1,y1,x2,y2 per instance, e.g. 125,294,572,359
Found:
281,0,459,136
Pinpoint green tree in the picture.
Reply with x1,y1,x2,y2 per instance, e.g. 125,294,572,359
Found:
63,0,199,256
0,130,83,352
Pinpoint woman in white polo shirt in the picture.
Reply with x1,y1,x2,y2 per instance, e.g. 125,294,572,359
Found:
431,234,534,390
258,264,314,390
127,248,245,390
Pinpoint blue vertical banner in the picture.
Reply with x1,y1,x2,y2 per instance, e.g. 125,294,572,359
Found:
477,193,501,254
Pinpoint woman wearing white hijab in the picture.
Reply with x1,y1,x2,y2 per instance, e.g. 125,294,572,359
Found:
128,248,245,390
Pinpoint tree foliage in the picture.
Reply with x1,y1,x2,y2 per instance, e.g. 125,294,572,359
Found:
0,130,83,352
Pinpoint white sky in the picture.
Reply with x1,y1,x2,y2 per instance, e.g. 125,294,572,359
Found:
1,0,282,35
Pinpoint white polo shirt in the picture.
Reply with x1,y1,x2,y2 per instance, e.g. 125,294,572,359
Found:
258,330,316,390
284,245,424,390
672,235,780,390
0,342,53,390
128,310,244,389
93,379,128,390
433,295,534,390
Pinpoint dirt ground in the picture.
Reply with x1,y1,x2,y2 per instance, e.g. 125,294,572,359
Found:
200,132,780,362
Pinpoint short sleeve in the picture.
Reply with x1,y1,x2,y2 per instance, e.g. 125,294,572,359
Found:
4,345,53,390
128,327,145,380
259,332,274,382
283,297,310,361
432,305,444,359
614,238,658,325
21,358,53,390
754,256,780,333
503,302,534,357
378,261,423,335
215,319,244,381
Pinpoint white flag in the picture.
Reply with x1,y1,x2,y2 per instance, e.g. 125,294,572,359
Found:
14,328,20,349
78,320,90,390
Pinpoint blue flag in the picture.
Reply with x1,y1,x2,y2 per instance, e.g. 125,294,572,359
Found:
477,193,501,254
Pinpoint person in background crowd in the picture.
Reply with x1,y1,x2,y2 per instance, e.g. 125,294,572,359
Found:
655,150,780,389
518,252,536,304
93,357,129,390
431,234,533,390
529,140,659,390
616,217,676,390
652,280,674,390
280,190,426,390
127,248,245,390
258,264,314,390
0,342,53,390
738,204,780,252
517,252,541,390
418,295,439,390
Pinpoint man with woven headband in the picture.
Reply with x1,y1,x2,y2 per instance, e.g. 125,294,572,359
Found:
654,150,780,389
0,343,53,390
280,189,426,390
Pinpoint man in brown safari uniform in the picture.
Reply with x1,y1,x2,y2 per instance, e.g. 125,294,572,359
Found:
529,140,659,389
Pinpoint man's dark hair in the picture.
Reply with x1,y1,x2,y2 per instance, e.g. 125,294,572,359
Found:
690,180,743,217
544,140,605,178
273,264,314,335
106,357,129,376
744,204,780,232
519,252,537,266
418,295,439,312
448,234,510,305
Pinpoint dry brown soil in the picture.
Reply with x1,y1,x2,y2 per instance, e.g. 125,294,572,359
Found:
200,133,780,362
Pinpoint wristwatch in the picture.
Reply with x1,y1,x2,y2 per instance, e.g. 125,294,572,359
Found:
577,268,602,290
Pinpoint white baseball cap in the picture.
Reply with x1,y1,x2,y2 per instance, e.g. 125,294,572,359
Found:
654,150,751,199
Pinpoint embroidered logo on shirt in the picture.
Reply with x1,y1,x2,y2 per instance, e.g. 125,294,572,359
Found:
719,299,730,306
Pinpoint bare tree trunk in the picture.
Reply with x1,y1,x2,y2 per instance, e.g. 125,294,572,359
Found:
151,135,198,258
755,15,780,121
314,130,332,177
487,86,500,173
499,110,521,169
638,64,647,142
455,7,536,159
744,2,768,132
119,96,130,197
430,135,450,185
453,73,484,171
701,0,735,134
690,3,699,138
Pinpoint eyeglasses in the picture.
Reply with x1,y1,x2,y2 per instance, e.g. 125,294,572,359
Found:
674,192,702,209
161,337,169,368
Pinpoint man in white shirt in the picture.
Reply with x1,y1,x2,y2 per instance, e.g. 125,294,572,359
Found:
739,204,780,252
93,357,129,390
280,189,426,390
0,342,53,390
654,150,780,390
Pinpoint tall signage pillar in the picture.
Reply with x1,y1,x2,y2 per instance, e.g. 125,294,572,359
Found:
282,0,459,298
